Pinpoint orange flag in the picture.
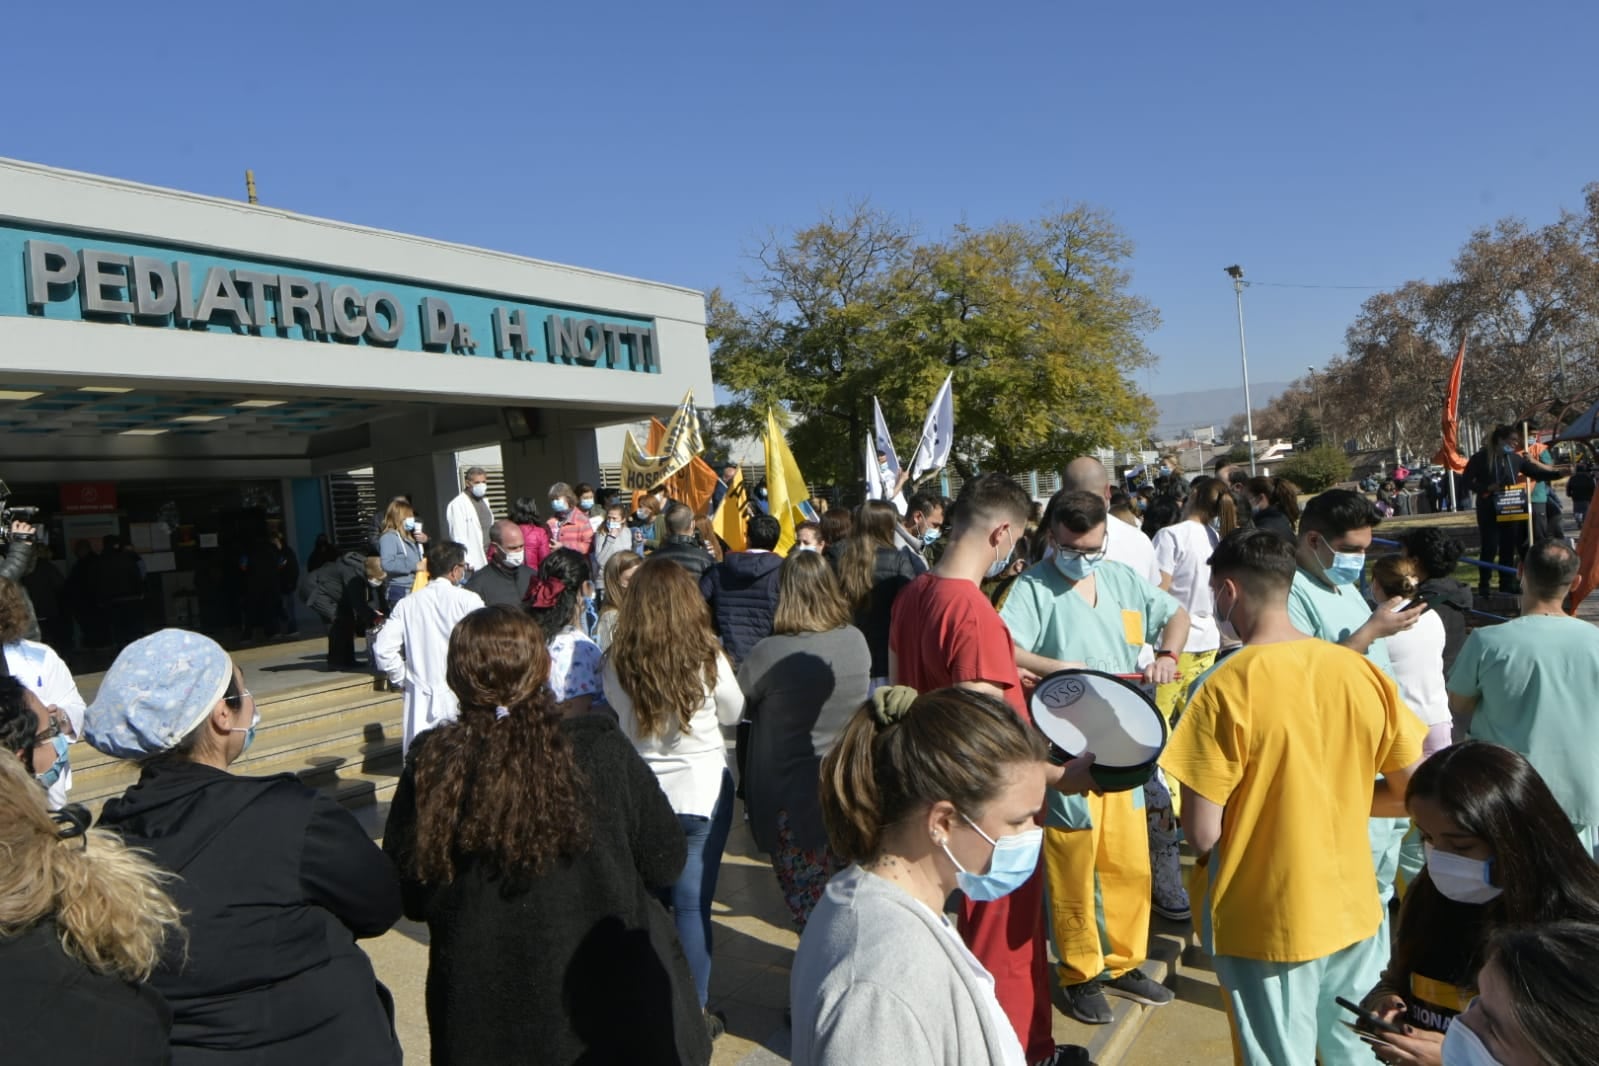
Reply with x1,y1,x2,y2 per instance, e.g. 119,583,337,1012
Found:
1433,336,1468,474
631,417,720,517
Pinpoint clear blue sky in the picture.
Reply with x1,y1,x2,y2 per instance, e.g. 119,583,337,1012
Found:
5,1,1595,399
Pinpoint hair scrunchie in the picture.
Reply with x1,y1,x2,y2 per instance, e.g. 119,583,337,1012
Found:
52,804,91,847
526,576,566,610
870,685,919,727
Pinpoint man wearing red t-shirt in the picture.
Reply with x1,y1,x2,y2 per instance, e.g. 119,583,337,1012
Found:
890,473,1093,1066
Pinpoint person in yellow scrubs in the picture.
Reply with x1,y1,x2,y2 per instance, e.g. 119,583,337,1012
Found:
1000,490,1189,1026
1162,529,1425,1065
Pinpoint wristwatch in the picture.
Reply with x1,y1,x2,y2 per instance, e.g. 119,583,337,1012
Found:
1155,649,1178,662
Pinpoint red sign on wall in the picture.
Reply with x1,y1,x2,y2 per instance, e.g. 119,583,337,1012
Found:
60,482,117,514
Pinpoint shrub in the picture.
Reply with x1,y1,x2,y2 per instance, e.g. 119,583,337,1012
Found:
1275,445,1352,492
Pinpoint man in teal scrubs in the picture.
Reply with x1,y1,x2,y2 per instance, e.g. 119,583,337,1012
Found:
1000,491,1189,1026
1449,540,1599,856
1287,489,1427,981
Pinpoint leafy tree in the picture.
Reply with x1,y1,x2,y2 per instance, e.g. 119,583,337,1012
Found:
1275,445,1353,492
709,203,1160,484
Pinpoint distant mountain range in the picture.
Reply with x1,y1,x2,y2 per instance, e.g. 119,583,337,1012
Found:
1150,381,1294,438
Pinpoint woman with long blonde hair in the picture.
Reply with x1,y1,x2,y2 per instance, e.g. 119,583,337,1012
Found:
377,496,430,607
0,754,183,1061
602,558,744,1036
737,551,870,928
837,500,918,687
594,549,642,652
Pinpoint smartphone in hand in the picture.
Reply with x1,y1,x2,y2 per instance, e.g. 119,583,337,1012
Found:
1335,996,1405,1036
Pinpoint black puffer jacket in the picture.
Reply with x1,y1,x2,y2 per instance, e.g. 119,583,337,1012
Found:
1420,576,1473,674
699,551,783,664
97,761,402,1066
652,534,715,581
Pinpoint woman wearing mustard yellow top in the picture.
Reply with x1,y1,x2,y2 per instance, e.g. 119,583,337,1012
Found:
1361,742,1599,1066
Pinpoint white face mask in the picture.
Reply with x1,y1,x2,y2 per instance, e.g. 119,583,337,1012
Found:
470,483,487,498
503,550,525,568
1425,845,1502,904
797,543,819,553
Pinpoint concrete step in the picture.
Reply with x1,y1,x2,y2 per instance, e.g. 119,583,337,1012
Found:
71,677,397,777
72,674,403,816
1055,918,1193,1066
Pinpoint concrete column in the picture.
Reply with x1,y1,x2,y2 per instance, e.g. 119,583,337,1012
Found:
369,416,461,541
500,409,602,503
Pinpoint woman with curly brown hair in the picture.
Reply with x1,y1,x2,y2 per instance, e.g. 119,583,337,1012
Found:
0,754,183,1063
603,558,744,1036
384,605,709,1066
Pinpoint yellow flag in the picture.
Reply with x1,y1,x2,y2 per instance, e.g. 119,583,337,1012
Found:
763,408,812,556
712,467,748,553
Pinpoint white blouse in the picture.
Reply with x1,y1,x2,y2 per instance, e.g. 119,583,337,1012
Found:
604,653,744,818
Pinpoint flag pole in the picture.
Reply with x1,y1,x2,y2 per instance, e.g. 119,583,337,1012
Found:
1524,421,1535,544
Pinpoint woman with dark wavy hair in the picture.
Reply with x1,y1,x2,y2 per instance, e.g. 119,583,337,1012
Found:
383,605,709,1066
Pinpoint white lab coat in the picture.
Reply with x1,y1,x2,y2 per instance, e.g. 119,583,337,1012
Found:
4,639,87,809
445,492,491,571
372,580,484,753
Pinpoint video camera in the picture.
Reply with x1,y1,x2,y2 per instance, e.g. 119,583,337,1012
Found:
0,481,41,542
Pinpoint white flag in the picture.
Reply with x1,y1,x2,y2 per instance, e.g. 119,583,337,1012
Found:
909,374,954,480
864,432,883,500
871,398,909,514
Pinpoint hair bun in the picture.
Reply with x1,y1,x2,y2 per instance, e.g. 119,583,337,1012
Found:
870,686,919,727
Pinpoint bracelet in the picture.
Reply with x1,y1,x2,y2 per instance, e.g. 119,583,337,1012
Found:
1155,649,1178,662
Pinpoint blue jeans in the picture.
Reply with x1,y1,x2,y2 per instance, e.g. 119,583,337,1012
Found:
659,769,734,1008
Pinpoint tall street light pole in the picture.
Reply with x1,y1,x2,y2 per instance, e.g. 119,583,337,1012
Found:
1307,364,1326,445
1226,265,1257,474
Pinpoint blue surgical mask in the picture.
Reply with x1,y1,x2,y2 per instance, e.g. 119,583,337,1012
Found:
1425,845,1502,904
941,814,1043,902
35,734,70,790
551,498,571,515
1442,1012,1503,1066
985,529,1016,580
578,497,595,511
1501,444,1515,455
1053,549,1101,582
402,517,418,533
228,707,260,754
1315,538,1365,586
921,528,941,547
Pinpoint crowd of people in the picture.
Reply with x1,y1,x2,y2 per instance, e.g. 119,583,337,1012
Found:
5,450,1599,1066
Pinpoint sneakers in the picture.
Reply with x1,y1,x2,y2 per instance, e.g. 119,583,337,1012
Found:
1033,1045,1092,1066
1063,981,1114,1025
1147,780,1191,923
1105,968,1174,1007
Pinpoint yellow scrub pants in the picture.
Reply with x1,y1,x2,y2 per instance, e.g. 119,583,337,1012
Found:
1154,649,1216,724
1044,789,1152,986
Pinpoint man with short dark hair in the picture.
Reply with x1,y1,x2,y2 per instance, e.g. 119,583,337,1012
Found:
446,465,493,571
889,472,1095,1066
466,520,535,607
1161,529,1423,1065
1000,489,1188,1025
653,502,716,580
1449,539,1599,853
894,492,944,572
700,512,783,663
373,540,484,753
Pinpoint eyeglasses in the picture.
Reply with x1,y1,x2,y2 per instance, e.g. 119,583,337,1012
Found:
223,688,254,709
1055,544,1107,563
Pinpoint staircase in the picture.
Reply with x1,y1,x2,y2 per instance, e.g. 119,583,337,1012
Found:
70,674,405,818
